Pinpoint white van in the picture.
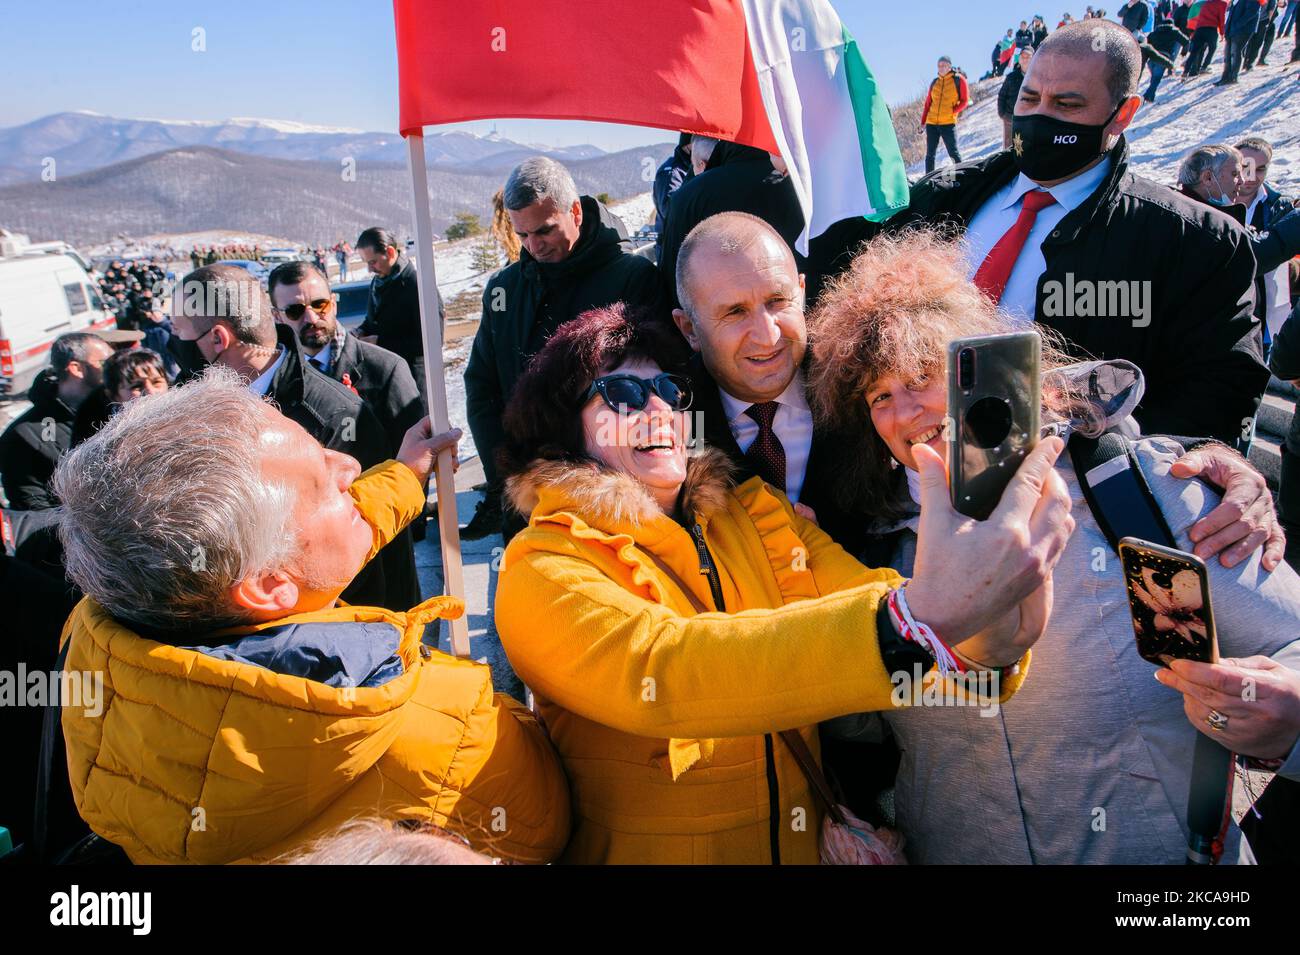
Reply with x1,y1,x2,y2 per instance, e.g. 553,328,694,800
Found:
0,231,116,394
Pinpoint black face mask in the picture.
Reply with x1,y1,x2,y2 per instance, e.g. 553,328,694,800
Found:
1010,103,1122,182
168,336,209,385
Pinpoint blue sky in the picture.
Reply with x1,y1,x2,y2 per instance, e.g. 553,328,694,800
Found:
1,1,1094,150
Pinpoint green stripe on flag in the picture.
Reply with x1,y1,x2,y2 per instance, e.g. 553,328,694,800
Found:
842,26,910,224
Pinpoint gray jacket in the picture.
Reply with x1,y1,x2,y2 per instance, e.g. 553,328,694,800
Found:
827,361,1300,864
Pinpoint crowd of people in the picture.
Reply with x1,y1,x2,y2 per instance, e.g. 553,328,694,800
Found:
3,16,1300,867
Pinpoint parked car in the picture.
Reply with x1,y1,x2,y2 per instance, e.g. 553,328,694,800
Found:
215,259,271,288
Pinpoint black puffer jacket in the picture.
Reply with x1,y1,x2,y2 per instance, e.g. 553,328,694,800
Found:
0,371,74,510
657,141,805,309
894,138,1269,444
465,195,663,485
358,254,443,367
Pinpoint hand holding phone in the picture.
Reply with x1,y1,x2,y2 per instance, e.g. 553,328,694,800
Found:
947,331,1041,520
1119,537,1219,667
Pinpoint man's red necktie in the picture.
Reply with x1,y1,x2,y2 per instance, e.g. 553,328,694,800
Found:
744,401,786,493
972,189,1058,304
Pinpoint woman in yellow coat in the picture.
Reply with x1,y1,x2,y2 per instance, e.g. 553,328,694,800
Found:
494,304,1073,864
55,369,570,864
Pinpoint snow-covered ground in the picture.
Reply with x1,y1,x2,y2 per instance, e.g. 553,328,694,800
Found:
910,55,1300,190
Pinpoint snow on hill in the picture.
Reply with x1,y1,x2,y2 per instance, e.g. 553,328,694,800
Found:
909,60,1300,192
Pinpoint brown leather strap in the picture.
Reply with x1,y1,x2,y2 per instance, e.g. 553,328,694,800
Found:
778,729,847,827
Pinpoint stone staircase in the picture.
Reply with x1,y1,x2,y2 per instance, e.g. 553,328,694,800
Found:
1250,376,1297,494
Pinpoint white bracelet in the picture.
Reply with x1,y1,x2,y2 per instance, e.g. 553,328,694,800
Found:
892,586,964,676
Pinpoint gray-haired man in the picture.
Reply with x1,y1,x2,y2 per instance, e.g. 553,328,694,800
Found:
463,156,664,539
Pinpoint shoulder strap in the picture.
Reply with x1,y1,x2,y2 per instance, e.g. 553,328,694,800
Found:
1068,432,1178,551
778,729,848,827
32,637,72,863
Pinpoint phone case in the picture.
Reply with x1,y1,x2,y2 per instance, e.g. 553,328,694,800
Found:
1118,537,1219,667
946,331,1041,520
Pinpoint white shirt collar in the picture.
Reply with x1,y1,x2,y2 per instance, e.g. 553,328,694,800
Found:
247,346,287,397
718,368,810,423
1000,155,1113,215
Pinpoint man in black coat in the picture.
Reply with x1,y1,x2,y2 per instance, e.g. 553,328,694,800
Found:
171,264,408,609
1268,303,1300,570
0,333,113,510
268,261,424,454
1218,0,1264,84
465,156,663,539
998,48,1033,147
658,137,804,311
653,133,693,261
1120,0,1152,32
670,212,863,554
892,21,1270,446
356,226,441,410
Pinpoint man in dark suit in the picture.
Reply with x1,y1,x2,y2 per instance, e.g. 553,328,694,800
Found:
669,211,863,554
267,261,424,454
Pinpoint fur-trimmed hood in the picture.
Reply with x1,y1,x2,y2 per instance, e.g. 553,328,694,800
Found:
505,446,735,529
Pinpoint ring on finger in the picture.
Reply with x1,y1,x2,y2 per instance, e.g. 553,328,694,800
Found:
1206,709,1230,732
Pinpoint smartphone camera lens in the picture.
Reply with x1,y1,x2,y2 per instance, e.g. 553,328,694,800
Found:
958,347,975,391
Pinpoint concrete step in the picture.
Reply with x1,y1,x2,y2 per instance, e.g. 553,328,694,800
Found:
1257,391,1296,441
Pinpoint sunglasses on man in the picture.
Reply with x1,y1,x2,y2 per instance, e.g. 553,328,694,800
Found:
276,298,334,320
581,373,693,414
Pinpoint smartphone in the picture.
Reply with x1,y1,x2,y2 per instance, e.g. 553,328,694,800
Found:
1118,537,1219,668
946,331,1041,520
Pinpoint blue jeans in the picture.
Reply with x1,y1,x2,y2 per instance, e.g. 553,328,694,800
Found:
1144,61,1167,100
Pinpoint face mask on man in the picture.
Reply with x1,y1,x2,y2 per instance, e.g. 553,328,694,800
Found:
1205,179,1235,207
1010,102,1123,182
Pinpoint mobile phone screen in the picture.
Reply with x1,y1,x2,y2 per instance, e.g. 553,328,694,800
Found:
1119,542,1215,667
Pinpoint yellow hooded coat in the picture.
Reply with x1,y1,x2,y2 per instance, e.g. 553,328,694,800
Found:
498,449,1027,864
61,460,570,864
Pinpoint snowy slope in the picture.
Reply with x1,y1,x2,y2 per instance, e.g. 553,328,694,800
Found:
909,59,1300,192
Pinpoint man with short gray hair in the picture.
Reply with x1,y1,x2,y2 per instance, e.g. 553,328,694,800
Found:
52,370,572,864
170,264,406,608
463,155,662,539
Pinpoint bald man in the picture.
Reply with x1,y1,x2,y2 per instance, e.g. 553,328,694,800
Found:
671,211,866,553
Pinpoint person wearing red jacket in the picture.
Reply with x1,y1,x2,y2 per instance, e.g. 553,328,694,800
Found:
920,55,970,174
1185,0,1229,75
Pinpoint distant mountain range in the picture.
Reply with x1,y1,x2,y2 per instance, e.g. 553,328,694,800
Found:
0,144,671,247
0,111,610,184
0,112,672,245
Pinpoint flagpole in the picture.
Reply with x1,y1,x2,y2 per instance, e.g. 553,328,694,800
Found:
405,130,471,659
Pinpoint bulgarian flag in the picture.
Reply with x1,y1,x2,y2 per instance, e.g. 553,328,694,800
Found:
393,0,909,251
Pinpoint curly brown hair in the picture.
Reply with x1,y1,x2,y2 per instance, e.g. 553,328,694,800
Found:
806,228,1092,522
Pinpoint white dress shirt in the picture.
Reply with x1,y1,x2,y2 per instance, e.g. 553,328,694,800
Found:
247,346,288,397
718,369,814,503
962,157,1113,324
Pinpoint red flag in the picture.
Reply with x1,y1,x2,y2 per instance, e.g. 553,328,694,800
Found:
393,0,779,152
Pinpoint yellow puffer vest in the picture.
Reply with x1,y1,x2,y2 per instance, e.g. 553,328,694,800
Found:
498,449,1029,864
61,460,570,864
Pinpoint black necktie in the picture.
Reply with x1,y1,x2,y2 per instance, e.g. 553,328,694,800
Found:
309,357,326,373
744,401,786,492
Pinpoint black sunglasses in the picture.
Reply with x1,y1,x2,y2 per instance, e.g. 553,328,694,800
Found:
278,298,333,320
581,373,693,414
